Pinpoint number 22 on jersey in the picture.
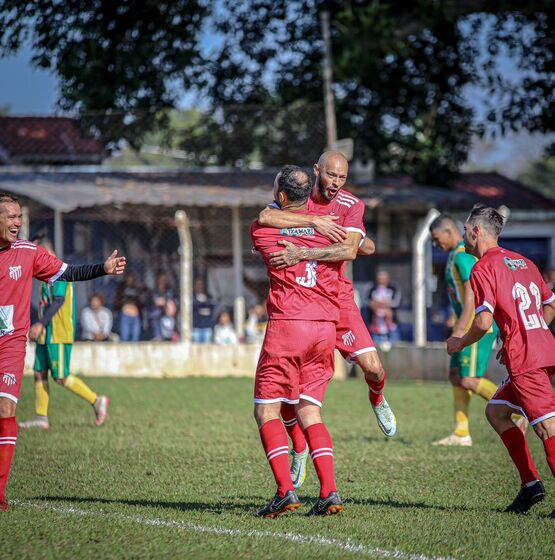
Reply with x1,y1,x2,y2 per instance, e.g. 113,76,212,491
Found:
512,281,548,331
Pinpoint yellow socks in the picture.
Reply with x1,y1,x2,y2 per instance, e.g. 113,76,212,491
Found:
453,386,471,437
35,380,50,417
475,378,497,401
64,376,97,405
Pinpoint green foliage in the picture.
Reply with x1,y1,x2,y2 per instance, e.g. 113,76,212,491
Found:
4,376,555,559
518,157,555,199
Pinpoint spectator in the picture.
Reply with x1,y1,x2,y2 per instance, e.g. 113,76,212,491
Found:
367,269,401,347
213,310,238,345
149,271,176,340
114,273,145,342
159,298,179,342
80,293,116,341
192,277,217,343
245,302,268,343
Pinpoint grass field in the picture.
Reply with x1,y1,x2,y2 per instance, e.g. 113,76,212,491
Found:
2,375,554,559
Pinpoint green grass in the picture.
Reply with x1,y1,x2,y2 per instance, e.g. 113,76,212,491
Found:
2,376,554,559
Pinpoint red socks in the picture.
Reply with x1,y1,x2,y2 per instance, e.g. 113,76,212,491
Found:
367,371,386,407
259,418,294,497
281,403,307,453
304,422,336,498
543,434,555,477
500,426,539,486
0,417,18,508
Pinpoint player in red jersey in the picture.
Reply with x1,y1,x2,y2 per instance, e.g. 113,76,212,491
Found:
259,151,396,488
447,204,555,517
0,192,126,511
252,166,345,517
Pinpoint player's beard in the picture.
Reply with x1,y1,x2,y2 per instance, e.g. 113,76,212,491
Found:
318,178,336,202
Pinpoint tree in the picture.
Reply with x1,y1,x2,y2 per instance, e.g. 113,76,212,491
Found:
0,1,206,148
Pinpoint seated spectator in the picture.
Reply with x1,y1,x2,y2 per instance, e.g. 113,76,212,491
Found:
192,277,217,343
160,298,180,342
80,294,116,341
149,271,176,340
114,273,146,342
368,269,401,347
213,310,238,345
245,302,268,343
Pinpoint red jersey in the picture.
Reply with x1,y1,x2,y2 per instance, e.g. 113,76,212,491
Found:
470,246,555,375
0,240,66,340
306,189,366,303
250,221,341,322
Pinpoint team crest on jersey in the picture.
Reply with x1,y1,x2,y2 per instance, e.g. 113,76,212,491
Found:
281,227,315,237
503,257,527,271
1,373,16,387
8,265,22,280
342,330,356,346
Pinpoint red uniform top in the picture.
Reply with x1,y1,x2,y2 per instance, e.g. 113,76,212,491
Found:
0,240,66,340
470,246,555,375
250,221,341,322
306,190,366,303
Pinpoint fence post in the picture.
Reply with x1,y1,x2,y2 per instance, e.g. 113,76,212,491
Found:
232,206,245,339
175,210,193,343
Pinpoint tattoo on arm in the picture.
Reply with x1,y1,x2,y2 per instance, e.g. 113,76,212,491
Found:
299,244,353,262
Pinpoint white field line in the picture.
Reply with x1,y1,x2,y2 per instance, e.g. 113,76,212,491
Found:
15,500,455,560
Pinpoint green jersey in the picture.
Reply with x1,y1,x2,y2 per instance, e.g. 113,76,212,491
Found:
37,280,76,345
445,241,476,319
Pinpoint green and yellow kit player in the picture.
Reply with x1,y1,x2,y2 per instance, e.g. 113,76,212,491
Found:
429,215,523,446
18,238,109,430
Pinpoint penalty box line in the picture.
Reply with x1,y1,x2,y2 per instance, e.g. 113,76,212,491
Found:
15,500,456,560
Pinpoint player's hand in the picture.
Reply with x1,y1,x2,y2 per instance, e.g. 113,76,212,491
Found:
268,240,302,269
104,250,127,275
29,322,44,342
312,215,347,243
446,336,463,356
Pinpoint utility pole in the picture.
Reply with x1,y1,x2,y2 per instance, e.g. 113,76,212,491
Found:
320,10,337,149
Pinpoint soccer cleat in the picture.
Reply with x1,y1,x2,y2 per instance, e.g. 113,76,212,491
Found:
18,417,49,430
505,480,545,514
257,490,301,518
432,433,472,447
308,491,344,516
93,396,110,427
371,396,397,437
290,446,309,489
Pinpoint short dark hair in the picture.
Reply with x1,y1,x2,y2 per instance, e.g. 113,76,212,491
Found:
276,165,311,203
466,203,505,238
429,214,457,232
0,192,18,205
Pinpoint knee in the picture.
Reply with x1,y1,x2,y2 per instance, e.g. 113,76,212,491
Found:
0,398,16,418
485,404,498,425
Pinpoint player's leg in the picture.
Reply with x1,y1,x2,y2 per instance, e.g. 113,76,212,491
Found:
486,377,544,513
335,303,396,436
280,402,308,489
18,343,50,430
253,320,300,518
53,344,110,426
0,340,25,511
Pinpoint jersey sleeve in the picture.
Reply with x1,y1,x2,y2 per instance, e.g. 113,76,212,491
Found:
51,280,68,298
454,251,475,283
470,265,496,314
342,200,366,238
33,246,67,284
539,276,555,305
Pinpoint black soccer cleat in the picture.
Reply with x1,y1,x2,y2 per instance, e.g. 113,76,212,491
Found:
505,480,545,514
308,491,344,516
257,490,301,518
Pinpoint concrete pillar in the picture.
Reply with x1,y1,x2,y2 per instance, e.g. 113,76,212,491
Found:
175,210,193,342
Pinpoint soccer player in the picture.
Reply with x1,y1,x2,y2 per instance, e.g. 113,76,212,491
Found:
447,204,555,516
251,165,344,517
430,214,500,446
259,151,396,488
0,192,126,511
18,237,109,431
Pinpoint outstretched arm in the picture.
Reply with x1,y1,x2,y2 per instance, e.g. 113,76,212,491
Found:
58,251,126,282
258,207,347,243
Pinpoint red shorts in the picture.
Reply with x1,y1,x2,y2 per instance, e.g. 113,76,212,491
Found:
335,299,376,362
254,319,335,407
490,366,555,425
0,335,27,404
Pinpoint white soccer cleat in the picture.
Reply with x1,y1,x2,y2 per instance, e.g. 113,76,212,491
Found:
290,446,309,489
432,433,472,446
93,396,110,427
18,417,49,430
371,396,397,437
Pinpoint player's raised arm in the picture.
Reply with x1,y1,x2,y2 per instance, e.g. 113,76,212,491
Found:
57,251,126,282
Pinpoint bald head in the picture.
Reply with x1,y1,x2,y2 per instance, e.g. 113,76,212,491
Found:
273,164,312,208
314,151,349,202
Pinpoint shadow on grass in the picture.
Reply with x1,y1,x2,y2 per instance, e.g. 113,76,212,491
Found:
34,495,262,514
347,496,471,512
